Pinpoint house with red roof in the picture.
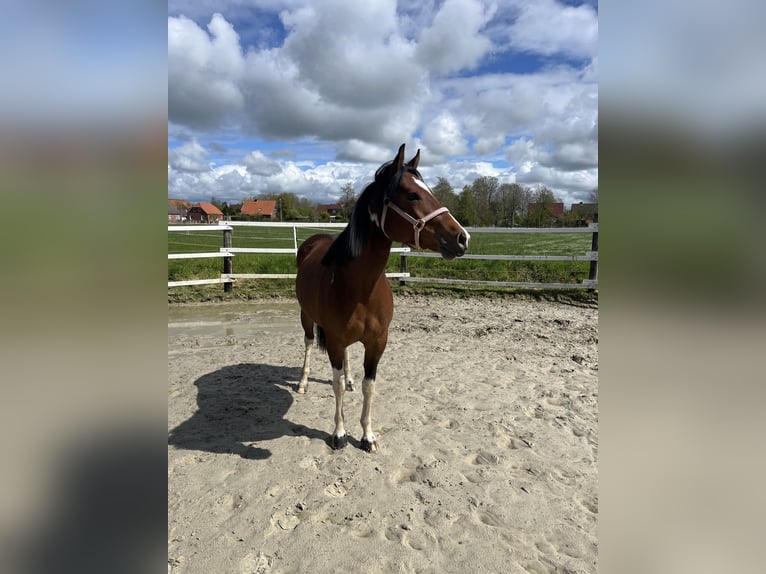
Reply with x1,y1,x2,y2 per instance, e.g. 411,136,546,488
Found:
241,199,277,219
168,200,188,222
187,202,224,223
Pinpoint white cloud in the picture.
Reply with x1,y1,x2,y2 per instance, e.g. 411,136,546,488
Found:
415,0,495,74
336,140,395,163
505,138,542,165
542,141,598,171
168,13,245,129
242,150,283,176
422,112,468,157
436,66,597,166
167,3,598,204
281,0,421,108
506,0,598,59
516,163,597,194
168,140,210,172
473,134,507,155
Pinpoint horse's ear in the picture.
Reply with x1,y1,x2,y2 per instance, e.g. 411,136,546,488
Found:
390,143,406,174
406,148,420,170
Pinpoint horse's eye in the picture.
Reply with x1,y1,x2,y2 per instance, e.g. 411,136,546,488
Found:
406,192,420,201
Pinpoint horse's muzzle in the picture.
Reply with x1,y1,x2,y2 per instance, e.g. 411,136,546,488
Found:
439,231,469,260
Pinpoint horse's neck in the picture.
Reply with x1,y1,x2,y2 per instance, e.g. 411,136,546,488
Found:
342,229,392,294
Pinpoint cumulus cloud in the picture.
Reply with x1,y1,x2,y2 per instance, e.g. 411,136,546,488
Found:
422,112,469,157
281,0,420,108
335,140,396,163
242,150,283,176
516,163,597,194
506,0,598,59
506,136,597,173
168,140,210,172
416,0,495,74
167,2,598,205
168,13,245,129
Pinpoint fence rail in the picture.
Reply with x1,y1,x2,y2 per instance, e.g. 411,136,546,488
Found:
168,220,598,291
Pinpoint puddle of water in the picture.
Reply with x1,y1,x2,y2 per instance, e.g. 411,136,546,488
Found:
168,301,301,340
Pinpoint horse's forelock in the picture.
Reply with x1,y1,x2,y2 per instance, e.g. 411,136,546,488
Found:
386,166,423,200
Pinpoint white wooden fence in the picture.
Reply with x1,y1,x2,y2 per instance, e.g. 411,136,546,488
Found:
168,221,598,290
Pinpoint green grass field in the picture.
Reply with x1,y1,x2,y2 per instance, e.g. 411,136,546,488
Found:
168,224,595,291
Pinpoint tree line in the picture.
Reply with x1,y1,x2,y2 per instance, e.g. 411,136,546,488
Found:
208,178,597,227
432,177,596,228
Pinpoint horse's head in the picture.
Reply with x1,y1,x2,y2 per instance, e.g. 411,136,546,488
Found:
373,144,470,260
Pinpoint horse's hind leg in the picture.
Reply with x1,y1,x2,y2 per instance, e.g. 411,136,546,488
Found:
343,347,354,391
297,311,314,394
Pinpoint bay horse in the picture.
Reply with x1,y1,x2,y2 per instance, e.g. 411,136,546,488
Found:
295,144,470,453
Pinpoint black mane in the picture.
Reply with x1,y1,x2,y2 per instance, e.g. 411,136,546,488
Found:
320,162,423,267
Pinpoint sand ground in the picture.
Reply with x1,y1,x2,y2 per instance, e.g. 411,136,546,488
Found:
168,295,598,573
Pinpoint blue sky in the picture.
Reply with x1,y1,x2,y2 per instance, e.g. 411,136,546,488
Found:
168,0,598,206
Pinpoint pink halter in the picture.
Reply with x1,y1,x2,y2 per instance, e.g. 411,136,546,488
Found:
379,197,450,250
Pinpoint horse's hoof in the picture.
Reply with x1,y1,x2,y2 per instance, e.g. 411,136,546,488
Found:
296,386,306,394
360,438,379,453
346,380,355,391
331,434,348,450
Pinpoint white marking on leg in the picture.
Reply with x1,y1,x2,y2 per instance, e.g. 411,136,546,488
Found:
332,368,346,439
298,336,312,393
360,377,377,451
343,348,354,391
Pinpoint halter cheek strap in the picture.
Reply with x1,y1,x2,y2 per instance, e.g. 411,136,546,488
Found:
380,198,450,250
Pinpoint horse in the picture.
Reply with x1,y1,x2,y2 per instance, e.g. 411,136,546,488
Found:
295,143,470,453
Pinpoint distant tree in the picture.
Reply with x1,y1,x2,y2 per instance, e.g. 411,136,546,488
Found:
469,176,499,226
589,187,598,203
526,186,560,227
455,186,477,227
494,183,527,227
509,183,530,227
258,192,316,221
295,196,315,219
431,177,458,212
339,183,357,220
560,208,581,227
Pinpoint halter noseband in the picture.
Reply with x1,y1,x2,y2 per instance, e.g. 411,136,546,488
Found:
379,197,450,250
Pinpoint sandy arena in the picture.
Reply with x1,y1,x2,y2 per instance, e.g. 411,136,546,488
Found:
168,295,598,573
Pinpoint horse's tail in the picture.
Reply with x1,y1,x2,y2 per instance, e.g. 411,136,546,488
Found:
316,325,327,353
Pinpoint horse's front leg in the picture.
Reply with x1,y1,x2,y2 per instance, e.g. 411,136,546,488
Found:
328,347,348,449
330,367,348,449
360,338,386,453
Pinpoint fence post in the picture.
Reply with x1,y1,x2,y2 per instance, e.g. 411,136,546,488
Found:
588,221,598,290
399,253,407,286
223,226,232,292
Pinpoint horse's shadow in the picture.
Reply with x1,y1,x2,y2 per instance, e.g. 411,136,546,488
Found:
168,363,329,459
